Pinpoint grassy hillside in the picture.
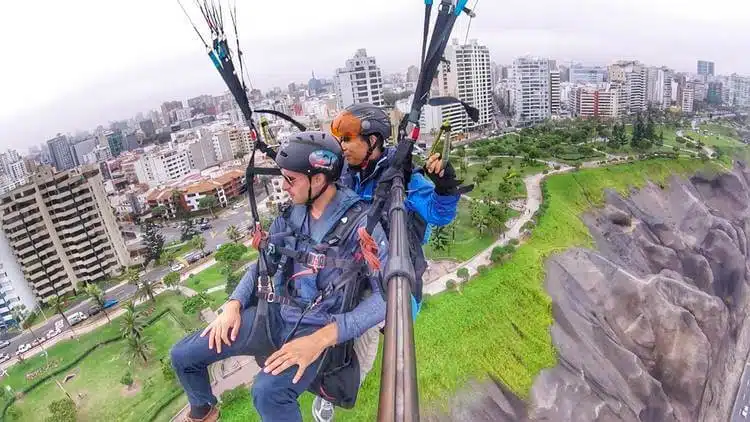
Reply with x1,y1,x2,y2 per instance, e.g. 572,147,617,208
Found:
218,158,721,421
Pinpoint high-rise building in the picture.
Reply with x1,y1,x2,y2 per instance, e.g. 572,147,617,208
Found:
646,67,666,107
512,56,551,125
72,138,98,166
406,65,419,83
0,230,37,325
0,165,131,303
134,149,192,186
707,81,723,105
334,49,384,109
161,101,184,125
569,84,620,118
608,61,647,114
679,81,695,113
47,134,77,171
697,60,715,77
730,74,750,108
139,120,156,138
550,69,561,115
569,65,607,85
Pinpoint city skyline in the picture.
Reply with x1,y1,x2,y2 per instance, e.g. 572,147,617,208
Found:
2,0,748,151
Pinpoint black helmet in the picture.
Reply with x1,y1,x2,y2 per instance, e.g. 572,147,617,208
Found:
331,103,391,142
275,131,344,182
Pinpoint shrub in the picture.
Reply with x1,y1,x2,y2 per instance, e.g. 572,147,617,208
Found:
542,169,549,174
456,268,470,282
445,280,457,291
120,372,134,387
477,265,489,275
46,398,76,422
161,357,176,382
509,238,520,246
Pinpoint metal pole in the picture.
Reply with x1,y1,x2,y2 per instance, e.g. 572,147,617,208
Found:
378,175,420,422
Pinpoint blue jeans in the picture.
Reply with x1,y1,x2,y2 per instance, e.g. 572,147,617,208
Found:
170,304,321,422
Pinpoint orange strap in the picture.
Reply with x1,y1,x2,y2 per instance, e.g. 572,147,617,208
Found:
357,227,381,272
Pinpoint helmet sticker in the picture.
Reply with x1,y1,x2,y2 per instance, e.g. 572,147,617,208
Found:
309,150,338,171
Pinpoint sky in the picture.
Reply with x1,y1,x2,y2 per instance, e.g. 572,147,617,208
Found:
1,0,749,152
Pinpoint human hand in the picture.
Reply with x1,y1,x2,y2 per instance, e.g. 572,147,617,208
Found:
200,300,242,354
425,153,445,177
263,324,337,383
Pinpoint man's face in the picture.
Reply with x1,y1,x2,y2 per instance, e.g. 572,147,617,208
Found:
338,134,373,167
281,169,326,204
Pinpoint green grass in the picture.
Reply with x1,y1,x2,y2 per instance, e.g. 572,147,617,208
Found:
702,122,740,139
462,157,544,199
185,250,257,292
686,129,745,149
5,292,200,422
424,199,494,262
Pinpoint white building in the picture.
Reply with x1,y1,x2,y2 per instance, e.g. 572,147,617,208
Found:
680,81,695,113
646,67,666,108
569,65,607,85
447,39,494,131
512,56,551,125
134,148,192,186
550,69,561,115
608,61,647,114
0,230,37,325
268,177,291,212
730,74,750,108
334,49,384,109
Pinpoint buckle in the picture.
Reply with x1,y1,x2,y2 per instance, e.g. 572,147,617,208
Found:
305,252,326,271
266,292,276,303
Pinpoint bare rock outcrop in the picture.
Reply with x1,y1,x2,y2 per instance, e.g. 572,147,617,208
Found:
428,163,750,421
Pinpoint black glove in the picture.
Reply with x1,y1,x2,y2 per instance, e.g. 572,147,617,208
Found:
426,161,464,196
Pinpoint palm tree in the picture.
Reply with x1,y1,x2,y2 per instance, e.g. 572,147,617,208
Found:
134,279,158,303
10,306,29,362
84,284,110,323
47,296,77,339
124,333,152,364
120,303,145,340
124,267,140,285
163,272,181,290
191,235,206,254
226,225,242,244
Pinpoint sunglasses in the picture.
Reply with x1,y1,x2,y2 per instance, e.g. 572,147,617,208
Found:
281,173,297,185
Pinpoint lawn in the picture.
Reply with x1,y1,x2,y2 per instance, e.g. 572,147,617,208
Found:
424,198,495,262
461,157,545,199
219,157,721,421
184,250,258,292
4,292,203,422
685,129,745,149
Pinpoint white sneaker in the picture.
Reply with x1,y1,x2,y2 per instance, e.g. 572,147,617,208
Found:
312,395,335,422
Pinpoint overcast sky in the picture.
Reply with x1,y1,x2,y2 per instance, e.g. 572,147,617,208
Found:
1,0,748,152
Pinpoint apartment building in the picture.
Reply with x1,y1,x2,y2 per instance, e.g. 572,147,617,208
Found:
512,56,552,125
334,49,384,109
569,84,620,118
0,165,131,303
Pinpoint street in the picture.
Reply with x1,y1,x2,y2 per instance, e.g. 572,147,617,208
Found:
732,362,750,422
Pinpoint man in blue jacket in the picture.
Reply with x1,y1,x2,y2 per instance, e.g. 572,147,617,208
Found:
170,131,388,422
309,103,461,421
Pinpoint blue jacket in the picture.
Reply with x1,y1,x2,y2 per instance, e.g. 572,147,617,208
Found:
340,147,460,302
230,186,388,344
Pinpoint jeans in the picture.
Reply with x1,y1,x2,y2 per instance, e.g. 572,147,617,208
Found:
170,304,321,422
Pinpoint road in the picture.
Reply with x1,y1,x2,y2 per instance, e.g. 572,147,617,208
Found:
731,361,750,421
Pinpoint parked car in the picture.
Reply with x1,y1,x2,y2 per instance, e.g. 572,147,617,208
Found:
88,305,102,316
0,340,10,349
102,299,119,309
16,343,30,354
0,353,9,363
742,405,748,418
54,319,65,331
171,263,184,272
68,312,88,326
46,328,61,339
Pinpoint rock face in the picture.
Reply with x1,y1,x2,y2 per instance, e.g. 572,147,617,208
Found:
429,164,750,421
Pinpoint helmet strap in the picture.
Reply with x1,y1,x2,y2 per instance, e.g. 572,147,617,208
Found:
305,175,329,207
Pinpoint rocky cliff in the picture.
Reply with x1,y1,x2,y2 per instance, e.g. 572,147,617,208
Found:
427,163,750,422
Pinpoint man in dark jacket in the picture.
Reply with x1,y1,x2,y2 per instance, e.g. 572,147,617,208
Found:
170,131,388,422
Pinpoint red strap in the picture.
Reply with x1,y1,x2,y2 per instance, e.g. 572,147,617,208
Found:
357,227,381,271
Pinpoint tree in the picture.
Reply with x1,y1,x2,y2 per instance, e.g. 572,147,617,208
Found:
163,271,181,289
85,284,110,323
198,196,218,218
161,357,177,382
180,216,195,242
429,225,450,251
656,130,665,146
120,302,146,340
459,158,468,179
10,306,30,362
486,199,510,235
124,332,153,364
134,278,158,303
224,265,241,296
191,234,207,254
45,398,76,422
645,112,657,140
47,296,77,339
226,225,243,244
120,372,134,388
215,243,248,271
151,205,166,220
125,267,140,285
160,249,178,267
470,201,489,235
143,222,165,267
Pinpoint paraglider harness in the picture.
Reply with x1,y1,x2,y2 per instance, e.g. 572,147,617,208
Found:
245,200,380,409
